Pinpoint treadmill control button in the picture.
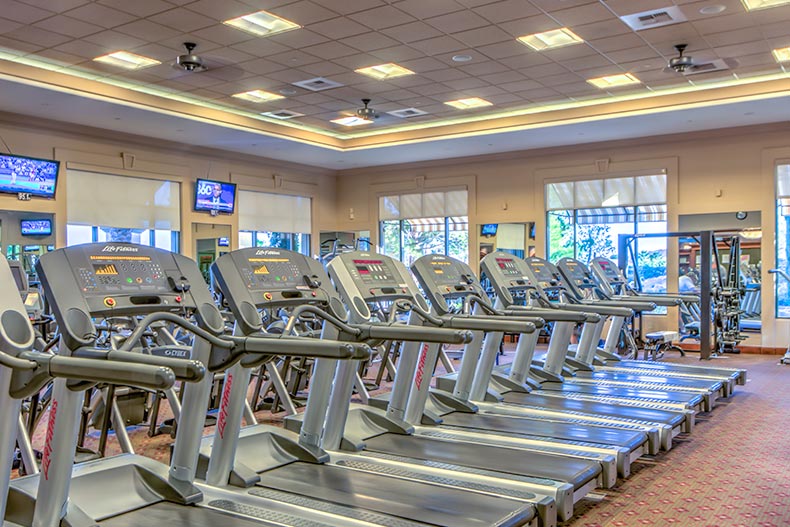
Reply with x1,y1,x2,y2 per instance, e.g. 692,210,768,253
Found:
263,292,273,301
103,297,116,308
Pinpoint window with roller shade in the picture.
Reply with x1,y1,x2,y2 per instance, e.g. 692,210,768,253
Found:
237,191,312,255
66,170,180,251
379,190,468,266
776,164,790,317
546,174,668,302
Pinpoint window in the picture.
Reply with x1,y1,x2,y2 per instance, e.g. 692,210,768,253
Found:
378,190,468,266
66,170,181,251
238,191,312,255
776,164,790,317
546,174,667,308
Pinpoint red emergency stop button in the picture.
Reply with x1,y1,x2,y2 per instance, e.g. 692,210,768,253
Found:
263,292,273,301
175,296,182,303
103,297,116,308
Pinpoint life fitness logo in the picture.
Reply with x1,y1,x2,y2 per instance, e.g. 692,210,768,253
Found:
216,372,233,439
431,255,447,261
414,343,430,391
41,400,58,480
255,249,280,256
102,245,139,253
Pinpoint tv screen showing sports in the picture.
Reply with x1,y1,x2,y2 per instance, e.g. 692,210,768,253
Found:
194,179,236,214
20,219,52,236
217,237,230,247
0,154,59,198
480,223,498,236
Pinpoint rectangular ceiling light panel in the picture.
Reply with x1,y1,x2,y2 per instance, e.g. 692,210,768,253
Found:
224,10,301,37
331,116,372,126
517,28,584,51
356,63,415,80
742,0,790,10
587,73,641,88
93,51,160,70
444,97,493,109
772,46,790,62
232,89,284,102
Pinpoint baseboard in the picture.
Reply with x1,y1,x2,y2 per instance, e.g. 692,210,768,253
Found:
676,343,784,355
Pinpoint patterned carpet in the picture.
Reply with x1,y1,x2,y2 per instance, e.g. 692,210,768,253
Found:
28,352,789,527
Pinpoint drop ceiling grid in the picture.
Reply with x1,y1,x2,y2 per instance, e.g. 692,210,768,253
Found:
0,0,787,133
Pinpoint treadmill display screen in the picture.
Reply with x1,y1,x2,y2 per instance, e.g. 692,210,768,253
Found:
79,254,164,292
496,257,520,276
595,259,619,280
526,260,555,289
562,260,587,283
352,259,398,285
428,260,466,287
243,257,303,289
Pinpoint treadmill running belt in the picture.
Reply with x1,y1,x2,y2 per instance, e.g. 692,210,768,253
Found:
364,433,600,488
439,412,646,451
260,462,531,527
100,502,265,527
541,382,699,403
503,392,685,427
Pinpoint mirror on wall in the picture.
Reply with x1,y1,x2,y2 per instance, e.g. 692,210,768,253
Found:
678,212,762,347
0,211,56,283
478,222,536,260
192,223,231,284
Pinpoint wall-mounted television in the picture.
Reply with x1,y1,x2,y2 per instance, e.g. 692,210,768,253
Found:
194,179,236,214
20,219,52,236
0,154,59,198
217,237,230,247
480,223,498,236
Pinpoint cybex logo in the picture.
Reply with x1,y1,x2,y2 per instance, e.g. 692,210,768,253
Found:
102,245,139,253
255,249,280,256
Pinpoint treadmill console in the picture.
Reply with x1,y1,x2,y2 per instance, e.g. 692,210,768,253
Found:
523,257,570,303
36,243,224,350
555,258,598,299
327,251,429,322
411,254,487,315
589,257,623,295
211,248,347,335
478,251,535,307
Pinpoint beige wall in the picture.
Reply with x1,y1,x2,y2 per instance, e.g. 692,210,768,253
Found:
333,122,790,347
0,114,335,256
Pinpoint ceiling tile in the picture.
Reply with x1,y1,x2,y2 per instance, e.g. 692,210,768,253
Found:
52,38,111,59
0,17,23,34
551,3,618,26
411,82,457,95
268,49,322,67
381,21,443,43
65,3,138,28
33,15,102,38
520,62,570,78
482,70,528,84
539,72,584,87
300,60,351,76
183,0,254,21
496,52,552,69
573,19,632,41
497,78,544,92
398,56,447,72
116,19,182,41
473,0,540,24
475,39,531,59
562,53,615,71
588,33,647,53
601,0,671,16
149,8,217,33
35,48,87,65
302,40,359,59
82,30,148,50
126,42,183,62
0,35,45,53
310,16,370,39
349,5,417,30
237,57,287,75
442,76,489,90
230,37,290,56
4,26,71,47
422,68,470,81
1,0,53,24
190,24,258,46
715,40,772,58
310,0,385,15
201,65,256,81
605,45,663,63
455,0,502,6
370,44,426,61
97,0,174,17
270,1,341,25
393,0,466,19
21,0,89,13
409,35,466,55
704,27,767,47
268,28,329,48
340,31,400,52
451,25,512,47
330,52,380,69
459,60,510,75
425,10,490,33
499,14,559,37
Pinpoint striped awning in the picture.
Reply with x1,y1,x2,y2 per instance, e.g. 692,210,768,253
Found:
780,198,790,217
576,207,634,225
405,216,468,233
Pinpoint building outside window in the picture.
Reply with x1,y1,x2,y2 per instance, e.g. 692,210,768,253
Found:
776,164,790,317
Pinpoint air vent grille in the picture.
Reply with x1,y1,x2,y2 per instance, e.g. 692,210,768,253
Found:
387,108,428,118
682,59,730,76
620,6,687,31
261,110,304,120
292,77,344,91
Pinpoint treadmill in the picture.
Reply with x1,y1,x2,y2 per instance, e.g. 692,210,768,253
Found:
470,251,711,414
295,249,649,520
587,257,746,385
410,253,691,451
200,247,545,527
8,243,442,527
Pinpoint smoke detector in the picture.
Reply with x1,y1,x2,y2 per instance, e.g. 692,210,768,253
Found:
175,42,206,72
668,44,694,73
356,98,379,120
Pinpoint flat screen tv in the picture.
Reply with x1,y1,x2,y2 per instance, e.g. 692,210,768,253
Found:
217,237,230,247
480,223,498,236
0,154,59,198
194,179,236,214
20,219,52,236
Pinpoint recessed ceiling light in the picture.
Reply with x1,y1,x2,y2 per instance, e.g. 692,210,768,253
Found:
741,0,790,10
772,46,790,62
355,63,415,80
699,4,727,14
452,54,473,62
331,116,372,126
223,10,301,37
93,51,160,70
444,97,493,109
232,89,284,103
587,73,641,89
517,28,584,51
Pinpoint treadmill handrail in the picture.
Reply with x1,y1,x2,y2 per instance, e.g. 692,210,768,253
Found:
440,314,539,333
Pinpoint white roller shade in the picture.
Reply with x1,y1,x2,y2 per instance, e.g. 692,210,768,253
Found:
603,177,634,207
574,179,603,209
777,164,790,198
238,190,311,233
378,190,468,220
546,181,574,210
634,174,666,204
546,174,665,210
67,170,180,230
